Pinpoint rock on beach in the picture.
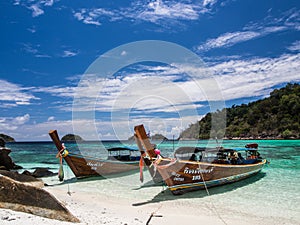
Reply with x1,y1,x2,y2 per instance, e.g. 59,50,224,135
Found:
0,175,79,223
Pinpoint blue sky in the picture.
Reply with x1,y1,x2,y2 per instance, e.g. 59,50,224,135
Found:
0,0,299,141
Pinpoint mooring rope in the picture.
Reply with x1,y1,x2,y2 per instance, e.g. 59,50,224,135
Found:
198,162,228,225
66,161,71,196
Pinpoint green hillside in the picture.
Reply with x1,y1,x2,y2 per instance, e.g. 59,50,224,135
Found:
180,83,300,139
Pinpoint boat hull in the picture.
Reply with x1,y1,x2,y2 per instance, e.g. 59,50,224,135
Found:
65,154,139,178
156,158,267,195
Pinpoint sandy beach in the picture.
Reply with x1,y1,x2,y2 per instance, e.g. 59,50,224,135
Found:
0,167,298,225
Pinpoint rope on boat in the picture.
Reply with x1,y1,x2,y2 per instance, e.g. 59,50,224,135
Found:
55,143,71,195
56,145,67,182
198,163,228,225
67,170,71,196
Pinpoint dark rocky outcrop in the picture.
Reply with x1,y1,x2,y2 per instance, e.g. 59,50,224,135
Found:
31,168,57,178
61,134,83,142
151,134,168,140
0,135,15,143
0,175,79,222
0,170,43,188
0,137,22,170
0,148,22,170
128,133,169,141
21,168,57,179
0,138,5,147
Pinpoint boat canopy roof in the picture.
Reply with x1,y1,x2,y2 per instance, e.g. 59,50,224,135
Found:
107,147,138,152
232,147,259,151
175,146,260,154
175,146,214,154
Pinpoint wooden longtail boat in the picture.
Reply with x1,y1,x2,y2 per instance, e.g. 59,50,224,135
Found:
134,124,267,195
49,130,140,178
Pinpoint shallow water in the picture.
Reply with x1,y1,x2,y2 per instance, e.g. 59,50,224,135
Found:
6,140,300,224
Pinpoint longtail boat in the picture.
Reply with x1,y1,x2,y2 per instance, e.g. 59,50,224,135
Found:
134,124,267,195
49,130,140,179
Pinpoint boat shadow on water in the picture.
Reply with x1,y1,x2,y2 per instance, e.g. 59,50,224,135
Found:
132,172,266,206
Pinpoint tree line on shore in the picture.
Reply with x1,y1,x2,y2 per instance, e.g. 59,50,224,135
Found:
179,83,300,140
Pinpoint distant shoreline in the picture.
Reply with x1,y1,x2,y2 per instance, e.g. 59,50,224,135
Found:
5,138,300,143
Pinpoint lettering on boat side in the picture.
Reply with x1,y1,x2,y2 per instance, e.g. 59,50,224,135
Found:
183,167,214,174
192,175,202,181
87,162,104,170
171,172,185,182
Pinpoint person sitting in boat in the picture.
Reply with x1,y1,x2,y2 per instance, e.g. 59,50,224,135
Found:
237,152,245,164
190,153,201,161
228,151,238,164
247,150,260,159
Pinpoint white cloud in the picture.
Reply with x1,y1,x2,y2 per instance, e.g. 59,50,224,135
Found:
47,116,55,121
203,0,218,7
0,80,39,108
35,54,51,58
21,43,51,58
73,0,219,27
73,8,118,26
134,0,200,23
38,51,300,115
62,50,78,57
15,0,57,17
29,4,44,17
17,51,299,140
28,47,299,117
27,27,36,33
0,118,135,141
287,40,300,52
198,31,260,51
13,114,30,125
210,53,300,99
15,0,219,26
73,11,84,20
34,85,76,99
0,114,30,132
197,9,300,51
14,0,21,6
22,43,39,54
0,118,76,141
44,0,54,7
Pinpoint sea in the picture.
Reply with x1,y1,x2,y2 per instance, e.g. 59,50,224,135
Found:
6,139,300,224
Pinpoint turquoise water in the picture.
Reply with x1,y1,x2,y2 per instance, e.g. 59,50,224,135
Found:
7,139,300,180
6,140,300,224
